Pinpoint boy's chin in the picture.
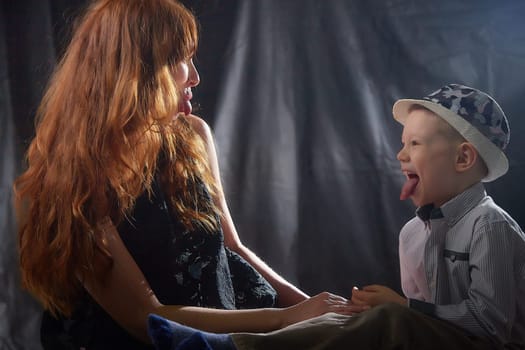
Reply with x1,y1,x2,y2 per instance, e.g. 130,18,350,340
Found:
409,196,424,208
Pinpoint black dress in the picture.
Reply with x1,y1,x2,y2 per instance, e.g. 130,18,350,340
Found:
41,177,277,349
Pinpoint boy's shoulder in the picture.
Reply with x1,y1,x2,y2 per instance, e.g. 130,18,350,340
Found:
399,194,523,242
469,195,523,234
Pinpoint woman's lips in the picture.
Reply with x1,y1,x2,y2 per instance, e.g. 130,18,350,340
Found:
179,90,193,115
180,99,192,115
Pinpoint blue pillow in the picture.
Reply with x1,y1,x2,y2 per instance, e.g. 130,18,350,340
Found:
147,314,214,350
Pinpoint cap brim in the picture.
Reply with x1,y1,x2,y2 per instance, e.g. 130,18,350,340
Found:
392,99,509,182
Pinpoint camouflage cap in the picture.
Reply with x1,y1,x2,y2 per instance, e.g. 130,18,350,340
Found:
392,84,510,182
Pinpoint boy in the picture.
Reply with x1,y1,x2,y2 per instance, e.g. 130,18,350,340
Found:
351,83,525,349
147,84,525,350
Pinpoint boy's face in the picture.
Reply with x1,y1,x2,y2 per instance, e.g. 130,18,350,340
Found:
397,109,462,208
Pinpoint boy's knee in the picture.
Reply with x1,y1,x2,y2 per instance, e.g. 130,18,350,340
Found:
361,302,415,327
369,302,408,316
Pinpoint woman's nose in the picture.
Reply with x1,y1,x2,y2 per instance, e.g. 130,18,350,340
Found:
188,60,200,87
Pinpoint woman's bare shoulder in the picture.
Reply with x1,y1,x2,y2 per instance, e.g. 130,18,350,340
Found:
184,114,214,145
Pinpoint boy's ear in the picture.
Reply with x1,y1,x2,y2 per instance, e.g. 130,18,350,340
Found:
455,142,478,173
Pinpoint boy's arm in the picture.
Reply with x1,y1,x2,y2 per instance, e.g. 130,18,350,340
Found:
409,220,520,344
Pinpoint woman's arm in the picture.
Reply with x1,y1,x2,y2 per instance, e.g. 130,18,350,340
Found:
84,217,355,343
187,115,308,306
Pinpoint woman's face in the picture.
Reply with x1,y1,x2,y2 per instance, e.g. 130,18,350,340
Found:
174,57,200,115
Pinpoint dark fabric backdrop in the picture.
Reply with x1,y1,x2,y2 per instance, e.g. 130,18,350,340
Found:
1,0,524,348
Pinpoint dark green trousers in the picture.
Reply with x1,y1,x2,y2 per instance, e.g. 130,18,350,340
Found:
232,303,498,350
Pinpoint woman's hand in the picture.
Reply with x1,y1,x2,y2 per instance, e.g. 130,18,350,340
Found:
351,285,407,309
280,291,368,328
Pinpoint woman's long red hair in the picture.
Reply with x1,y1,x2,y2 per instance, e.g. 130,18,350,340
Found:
14,0,218,317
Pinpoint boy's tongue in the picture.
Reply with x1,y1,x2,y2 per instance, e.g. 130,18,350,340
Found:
400,176,419,200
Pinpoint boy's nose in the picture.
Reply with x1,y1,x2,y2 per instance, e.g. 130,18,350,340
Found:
396,147,407,162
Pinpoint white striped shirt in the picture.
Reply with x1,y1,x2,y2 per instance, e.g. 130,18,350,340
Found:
399,182,525,346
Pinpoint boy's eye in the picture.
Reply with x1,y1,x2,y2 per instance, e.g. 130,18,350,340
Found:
410,140,419,146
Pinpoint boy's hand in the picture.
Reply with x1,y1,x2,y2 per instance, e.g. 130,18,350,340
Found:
351,285,407,308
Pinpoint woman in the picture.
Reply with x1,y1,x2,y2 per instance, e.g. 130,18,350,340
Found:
14,0,359,348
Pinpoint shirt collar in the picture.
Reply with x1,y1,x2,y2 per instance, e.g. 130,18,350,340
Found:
416,204,443,222
416,182,486,226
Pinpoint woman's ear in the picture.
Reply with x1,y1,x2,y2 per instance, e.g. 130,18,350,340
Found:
455,142,478,173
